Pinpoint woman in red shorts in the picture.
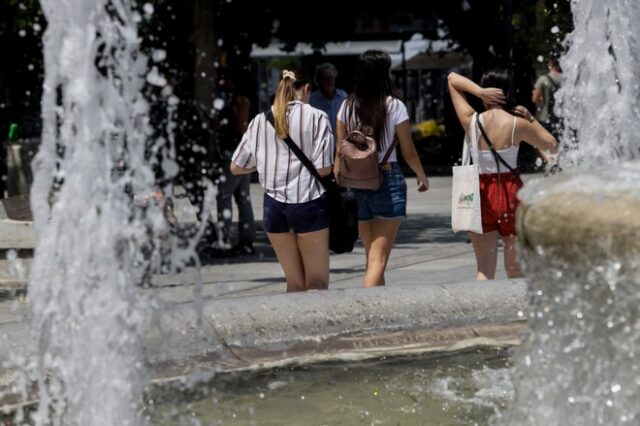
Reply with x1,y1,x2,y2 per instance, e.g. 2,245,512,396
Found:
448,70,558,280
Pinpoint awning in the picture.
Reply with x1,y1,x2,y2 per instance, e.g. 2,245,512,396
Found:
251,40,404,58
251,35,471,71
394,51,472,70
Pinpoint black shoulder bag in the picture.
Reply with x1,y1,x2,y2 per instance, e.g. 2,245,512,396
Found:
265,110,358,254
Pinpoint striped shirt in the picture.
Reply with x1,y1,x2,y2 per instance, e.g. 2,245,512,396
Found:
232,101,334,203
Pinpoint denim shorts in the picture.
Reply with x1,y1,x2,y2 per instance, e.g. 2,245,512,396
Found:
352,165,407,221
263,193,330,234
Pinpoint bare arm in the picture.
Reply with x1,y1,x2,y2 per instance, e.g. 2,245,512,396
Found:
230,162,256,175
514,113,558,154
396,121,429,192
317,166,332,177
333,120,347,177
447,72,505,132
531,88,543,105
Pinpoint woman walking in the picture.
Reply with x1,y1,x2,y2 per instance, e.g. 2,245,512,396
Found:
335,50,430,288
448,70,558,280
231,70,334,292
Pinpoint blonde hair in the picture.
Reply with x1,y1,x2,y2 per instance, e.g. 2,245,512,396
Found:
272,70,297,139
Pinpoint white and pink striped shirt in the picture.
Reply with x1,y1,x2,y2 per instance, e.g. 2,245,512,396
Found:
232,101,334,203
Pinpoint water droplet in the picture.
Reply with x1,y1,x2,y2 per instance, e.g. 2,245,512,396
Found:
152,49,167,62
606,400,613,407
143,3,154,16
517,310,524,318
213,98,225,110
611,384,621,393
568,396,575,403
551,26,560,34
576,312,583,319
259,392,265,399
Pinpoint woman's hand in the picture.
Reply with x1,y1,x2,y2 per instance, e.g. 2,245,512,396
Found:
512,105,535,123
417,177,429,192
479,87,505,107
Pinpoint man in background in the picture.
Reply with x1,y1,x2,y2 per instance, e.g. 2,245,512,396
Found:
532,56,562,136
310,63,347,134
215,67,257,256
532,56,563,171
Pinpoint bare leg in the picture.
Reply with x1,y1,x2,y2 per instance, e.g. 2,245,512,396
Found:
469,231,499,280
360,219,402,287
503,235,523,278
267,232,305,292
297,228,330,290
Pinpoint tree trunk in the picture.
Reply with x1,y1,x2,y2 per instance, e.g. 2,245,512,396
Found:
193,0,217,114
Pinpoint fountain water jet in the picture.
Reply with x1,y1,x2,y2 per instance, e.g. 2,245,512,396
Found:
21,0,180,424
504,1,640,424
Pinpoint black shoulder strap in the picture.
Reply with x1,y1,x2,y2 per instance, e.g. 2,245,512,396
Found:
476,116,517,173
545,73,559,90
265,109,330,190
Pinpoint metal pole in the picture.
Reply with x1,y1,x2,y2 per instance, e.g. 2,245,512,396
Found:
401,40,407,101
506,0,513,66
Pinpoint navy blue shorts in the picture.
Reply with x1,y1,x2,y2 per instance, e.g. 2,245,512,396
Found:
263,194,330,234
352,165,407,221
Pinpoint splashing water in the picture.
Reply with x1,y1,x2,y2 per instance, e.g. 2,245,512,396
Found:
20,0,181,424
504,2,640,424
557,0,640,167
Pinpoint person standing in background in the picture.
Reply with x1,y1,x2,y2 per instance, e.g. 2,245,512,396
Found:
310,63,348,133
532,56,562,136
215,67,257,256
531,56,562,169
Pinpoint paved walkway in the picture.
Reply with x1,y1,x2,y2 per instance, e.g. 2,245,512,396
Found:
152,175,521,303
0,174,542,320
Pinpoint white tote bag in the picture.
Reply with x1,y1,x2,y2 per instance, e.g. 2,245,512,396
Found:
451,114,483,234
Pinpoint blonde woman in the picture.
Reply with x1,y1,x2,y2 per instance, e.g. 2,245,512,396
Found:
231,71,334,292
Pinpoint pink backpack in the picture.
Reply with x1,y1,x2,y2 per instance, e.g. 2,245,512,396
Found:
336,130,398,190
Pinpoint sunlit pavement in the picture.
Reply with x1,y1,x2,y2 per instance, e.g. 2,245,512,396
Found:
150,174,543,303
0,174,545,313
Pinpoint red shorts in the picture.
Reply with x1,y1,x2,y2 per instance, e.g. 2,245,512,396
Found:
478,171,523,236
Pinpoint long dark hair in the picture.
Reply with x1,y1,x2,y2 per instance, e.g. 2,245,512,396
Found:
479,69,516,111
344,50,393,149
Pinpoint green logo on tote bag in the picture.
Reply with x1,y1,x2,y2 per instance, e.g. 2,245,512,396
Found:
459,193,474,203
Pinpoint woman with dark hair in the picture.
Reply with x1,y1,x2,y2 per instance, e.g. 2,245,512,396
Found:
448,70,558,280
231,70,334,292
335,50,430,288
